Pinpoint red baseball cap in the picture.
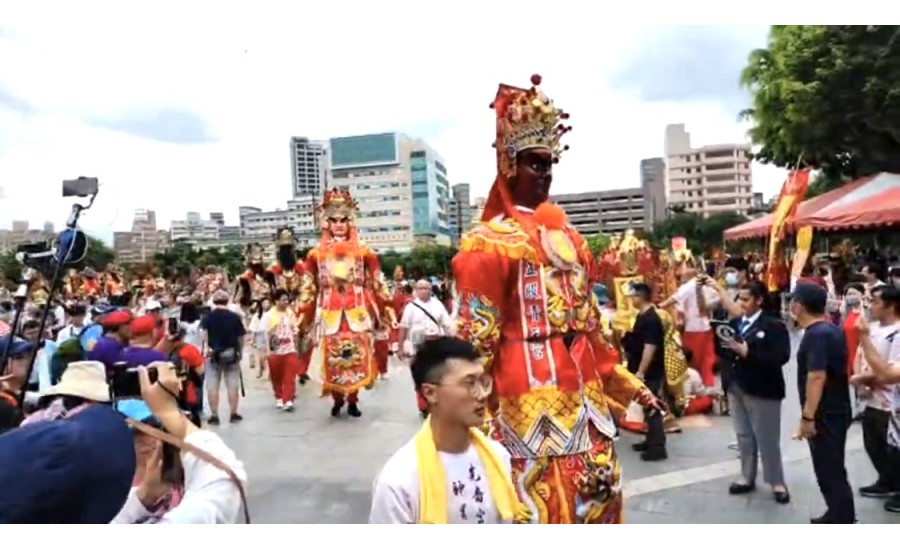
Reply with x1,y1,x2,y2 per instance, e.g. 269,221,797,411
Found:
100,310,132,329
129,315,156,337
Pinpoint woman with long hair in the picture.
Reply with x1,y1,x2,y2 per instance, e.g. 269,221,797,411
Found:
247,298,271,379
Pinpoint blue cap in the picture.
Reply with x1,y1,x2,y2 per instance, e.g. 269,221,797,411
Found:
0,337,35,358
592,284,610,304
115,399,157,425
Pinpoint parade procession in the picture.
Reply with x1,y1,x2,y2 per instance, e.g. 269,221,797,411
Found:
3,20,900,527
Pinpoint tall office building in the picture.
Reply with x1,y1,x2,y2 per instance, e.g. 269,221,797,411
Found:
113,209,169,265
448,183,472,247
552,188,650,236
328,132,450,252
640,157,667,223
290,137,328,199
664,124,754,217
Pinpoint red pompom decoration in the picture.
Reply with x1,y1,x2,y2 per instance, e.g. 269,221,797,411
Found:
530,74,542,86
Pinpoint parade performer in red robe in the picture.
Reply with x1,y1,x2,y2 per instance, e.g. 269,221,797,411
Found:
389,266,410,355
452,74,661,524
268,227,310,382
236,242,274,309
296,188,396,418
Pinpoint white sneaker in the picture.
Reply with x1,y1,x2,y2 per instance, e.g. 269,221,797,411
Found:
283,401,295,412
275,399,284,409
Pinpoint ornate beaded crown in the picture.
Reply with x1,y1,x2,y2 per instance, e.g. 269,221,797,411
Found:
275,226,296,247
318,187,359,220
491,74,572,178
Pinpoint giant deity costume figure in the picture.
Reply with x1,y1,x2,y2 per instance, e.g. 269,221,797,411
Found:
297,188,396,418
236,242,274,308
452,74,662,524
268,227,306,298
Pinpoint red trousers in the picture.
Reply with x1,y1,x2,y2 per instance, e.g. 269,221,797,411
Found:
683,395,714,416
682,330,716,387
297,346,313,377
374,339,389,375
268,352,299,402
332,391,358,404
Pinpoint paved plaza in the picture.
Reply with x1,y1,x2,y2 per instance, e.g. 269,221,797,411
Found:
213,348,897,524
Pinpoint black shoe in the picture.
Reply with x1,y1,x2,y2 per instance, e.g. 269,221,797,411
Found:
348,403,362,417
207,415,220,425
860,482,894,498
728,482,756,495
299,374,310,386
640,448,667,461
774,490,790,504
885,496,900,513
229,413,243,424
331,403,343,417
810,514,831,524
632,442,649,452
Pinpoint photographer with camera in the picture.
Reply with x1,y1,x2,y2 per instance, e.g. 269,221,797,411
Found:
110,361,248,523
154,315,206,427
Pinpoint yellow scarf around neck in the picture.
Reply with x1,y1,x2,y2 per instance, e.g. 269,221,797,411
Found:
414,418,519,524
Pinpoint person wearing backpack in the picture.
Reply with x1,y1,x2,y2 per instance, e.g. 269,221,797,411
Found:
397,279,455,417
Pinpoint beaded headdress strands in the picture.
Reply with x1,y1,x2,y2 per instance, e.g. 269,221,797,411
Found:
491,74,572,178
318,187,359,222
275,227,296,247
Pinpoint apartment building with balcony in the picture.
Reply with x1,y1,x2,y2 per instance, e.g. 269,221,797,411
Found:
664,124,754,217
238,195,319,249
551,188,650,236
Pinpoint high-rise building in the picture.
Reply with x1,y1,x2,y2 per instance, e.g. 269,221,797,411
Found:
640,157,667,223
664,124,754,217
290,137,328,199
448,183,472,248
113,209,169,265
209,212,225,226
552,188,650,236
328,132,450,252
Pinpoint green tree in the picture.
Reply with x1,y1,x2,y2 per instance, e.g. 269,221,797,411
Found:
0,251,21,285
741,25,900,179
647,212,750,254
79,236,116,271
584,234,611,257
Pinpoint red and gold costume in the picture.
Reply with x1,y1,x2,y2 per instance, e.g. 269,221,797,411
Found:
80,268,101,300
452,74,657,524
101,264,125,298
296,188,396,415
389,266,411,354
268,227,306,299
236,243,274,308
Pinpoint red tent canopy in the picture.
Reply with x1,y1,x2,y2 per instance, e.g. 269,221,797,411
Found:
797,173,900,231
722,177,873,241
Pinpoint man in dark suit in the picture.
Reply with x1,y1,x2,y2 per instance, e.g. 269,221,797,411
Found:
723,281,792,504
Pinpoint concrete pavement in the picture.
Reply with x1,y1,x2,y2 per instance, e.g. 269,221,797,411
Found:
209,350,898,524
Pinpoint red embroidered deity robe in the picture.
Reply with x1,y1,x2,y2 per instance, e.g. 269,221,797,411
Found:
296,241,394,396
453,214,654,524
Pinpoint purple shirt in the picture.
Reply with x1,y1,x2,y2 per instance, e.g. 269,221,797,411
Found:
87,337,125,369
119,346,169,368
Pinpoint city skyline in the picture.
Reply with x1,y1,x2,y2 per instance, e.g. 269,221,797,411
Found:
0,15,786,238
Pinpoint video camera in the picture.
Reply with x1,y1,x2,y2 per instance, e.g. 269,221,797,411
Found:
107,362,189,402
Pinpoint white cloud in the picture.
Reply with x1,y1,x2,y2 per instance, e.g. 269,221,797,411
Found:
0,4,786,242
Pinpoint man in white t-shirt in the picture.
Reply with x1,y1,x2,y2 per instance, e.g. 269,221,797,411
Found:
855,286,900,506
369,337,515,524
660,269,720,386
398,279,455,417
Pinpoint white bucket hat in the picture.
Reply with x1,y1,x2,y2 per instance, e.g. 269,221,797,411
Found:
43,361,110,403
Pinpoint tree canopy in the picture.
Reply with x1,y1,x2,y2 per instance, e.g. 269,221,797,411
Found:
741,25,900,179
379,244,456,281
0,234,116,286
646,212,750,254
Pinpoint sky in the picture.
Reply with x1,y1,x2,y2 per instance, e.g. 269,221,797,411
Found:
0,5,786,243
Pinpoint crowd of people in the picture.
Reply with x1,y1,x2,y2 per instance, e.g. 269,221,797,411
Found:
3,71,900,525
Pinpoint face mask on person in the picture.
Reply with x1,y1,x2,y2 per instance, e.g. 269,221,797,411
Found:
725,273,739,287
844,295,862,308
